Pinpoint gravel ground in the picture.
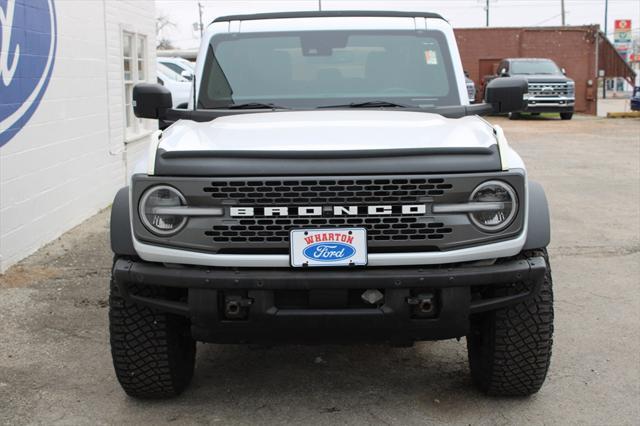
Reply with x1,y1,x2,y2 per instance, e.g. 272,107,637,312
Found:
1,115,639,425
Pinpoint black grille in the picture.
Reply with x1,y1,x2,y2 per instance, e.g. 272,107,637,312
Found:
132,172,527,253
203,178,453,205
205,217,453,244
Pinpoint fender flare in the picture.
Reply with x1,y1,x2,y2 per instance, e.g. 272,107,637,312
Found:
524,180,551,250
110,187,137,256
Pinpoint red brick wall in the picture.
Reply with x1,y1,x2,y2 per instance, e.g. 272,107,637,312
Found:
455,26,598,114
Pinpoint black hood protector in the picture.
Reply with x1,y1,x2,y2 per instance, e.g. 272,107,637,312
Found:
154,145,502,177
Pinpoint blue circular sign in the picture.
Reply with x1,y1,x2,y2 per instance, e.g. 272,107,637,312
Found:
0,0,57,148
303,242,356,262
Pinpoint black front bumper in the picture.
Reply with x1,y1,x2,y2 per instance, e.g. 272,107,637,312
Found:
113,257,547,345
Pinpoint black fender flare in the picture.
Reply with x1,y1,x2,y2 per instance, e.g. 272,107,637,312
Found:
110,187,137,256
524,180,551,250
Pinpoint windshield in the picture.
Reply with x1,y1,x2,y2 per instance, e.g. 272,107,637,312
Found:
510,60,561,75
198,30,460,109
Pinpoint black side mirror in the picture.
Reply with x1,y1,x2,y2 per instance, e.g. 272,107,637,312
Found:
485,77,528,114
133,83,172,119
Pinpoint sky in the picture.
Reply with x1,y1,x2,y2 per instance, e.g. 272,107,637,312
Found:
155,0,640,49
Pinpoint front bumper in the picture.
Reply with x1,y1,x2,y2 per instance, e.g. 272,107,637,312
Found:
524,97,575,113
113,256,547,345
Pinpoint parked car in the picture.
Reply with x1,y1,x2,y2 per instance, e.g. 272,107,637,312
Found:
157,56,195,81
112,11,553,399
156,62,191,108
493,58,575,120
631,86,640,111
465,72,477,103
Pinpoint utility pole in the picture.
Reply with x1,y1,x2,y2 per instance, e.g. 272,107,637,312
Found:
485,0,490,27
318,0,322,11
604,0,609,37
603,0,608,99
198,1,204,38
561,0,566,26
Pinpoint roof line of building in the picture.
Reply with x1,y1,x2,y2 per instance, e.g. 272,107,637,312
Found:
456,24,599,31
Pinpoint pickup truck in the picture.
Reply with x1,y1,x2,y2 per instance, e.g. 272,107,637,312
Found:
110,11,553,399
492,58,575,120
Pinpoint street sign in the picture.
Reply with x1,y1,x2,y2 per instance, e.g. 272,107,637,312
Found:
614,20,631,31
613,20,632,63
614,32,631,43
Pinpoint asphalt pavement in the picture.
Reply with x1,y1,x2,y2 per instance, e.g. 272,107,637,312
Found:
1,115,639,425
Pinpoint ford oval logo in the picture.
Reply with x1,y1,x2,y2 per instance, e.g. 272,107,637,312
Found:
0,0,57,148
303,242,356,262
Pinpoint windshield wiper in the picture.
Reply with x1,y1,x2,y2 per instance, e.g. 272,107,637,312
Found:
318,100,411,109
223,102,288,110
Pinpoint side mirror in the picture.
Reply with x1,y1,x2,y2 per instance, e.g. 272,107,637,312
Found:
133,83,172,119
485,77,528,114
499,68,508,77
561,68,567,75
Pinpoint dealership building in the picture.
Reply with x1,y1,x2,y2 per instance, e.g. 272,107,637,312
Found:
0,0,157,272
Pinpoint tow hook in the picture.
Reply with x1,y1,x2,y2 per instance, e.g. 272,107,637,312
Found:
407,293,436,318
223,294,253,320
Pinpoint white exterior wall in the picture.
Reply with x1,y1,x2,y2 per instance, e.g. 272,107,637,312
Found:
0,0,157,272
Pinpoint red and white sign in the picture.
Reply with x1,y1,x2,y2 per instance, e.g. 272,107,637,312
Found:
613,20,632,62
614,20,631,31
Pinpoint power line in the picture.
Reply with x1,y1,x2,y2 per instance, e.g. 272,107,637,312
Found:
534,12,568,26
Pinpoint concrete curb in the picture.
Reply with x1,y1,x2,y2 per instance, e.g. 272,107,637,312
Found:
607,111,640,118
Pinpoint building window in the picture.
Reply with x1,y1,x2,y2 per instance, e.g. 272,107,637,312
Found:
123,32,147,138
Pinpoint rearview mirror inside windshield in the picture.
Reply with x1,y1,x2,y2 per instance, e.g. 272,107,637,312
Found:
301,32,348,56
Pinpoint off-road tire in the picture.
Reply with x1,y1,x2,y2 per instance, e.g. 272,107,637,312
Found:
467,249,554,396
560,112,573,120
508,112,521,120
109,261,196,399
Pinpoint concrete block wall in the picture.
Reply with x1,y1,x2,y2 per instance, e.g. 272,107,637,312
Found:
0,0,157,272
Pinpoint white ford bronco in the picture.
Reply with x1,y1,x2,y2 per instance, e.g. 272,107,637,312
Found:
110,11,553,398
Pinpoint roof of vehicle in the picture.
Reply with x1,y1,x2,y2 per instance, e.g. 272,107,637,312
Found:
212,10,445,23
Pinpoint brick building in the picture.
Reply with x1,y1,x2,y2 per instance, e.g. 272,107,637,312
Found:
0,0,157,272
455,26,636,115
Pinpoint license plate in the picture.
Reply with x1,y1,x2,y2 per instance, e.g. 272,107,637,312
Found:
290,228,368,267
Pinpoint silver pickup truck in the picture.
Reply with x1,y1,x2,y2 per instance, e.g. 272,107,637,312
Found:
109,11,553,399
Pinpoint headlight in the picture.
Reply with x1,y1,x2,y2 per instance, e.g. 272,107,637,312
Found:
567,81,575,96
468,181,518,232
139,185,187,235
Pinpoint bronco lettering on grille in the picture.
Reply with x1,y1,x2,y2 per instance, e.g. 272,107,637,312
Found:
230,205,427,217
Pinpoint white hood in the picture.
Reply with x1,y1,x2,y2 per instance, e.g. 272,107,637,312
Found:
158,110,497,153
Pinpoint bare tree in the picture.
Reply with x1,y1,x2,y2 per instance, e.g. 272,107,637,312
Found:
157,38,175,50
156,14,176,50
